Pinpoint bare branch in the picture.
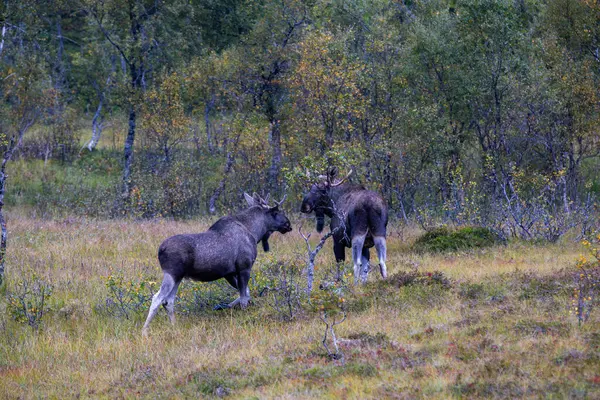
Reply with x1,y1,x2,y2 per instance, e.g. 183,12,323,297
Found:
87,5,130,65
299,219,342,293
320,310,346,360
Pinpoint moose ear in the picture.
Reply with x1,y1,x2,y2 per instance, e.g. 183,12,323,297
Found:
328,166,338,180
244,192,256,207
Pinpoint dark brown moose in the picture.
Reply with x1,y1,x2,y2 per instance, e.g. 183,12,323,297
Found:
142,193,292,334
300,167,388,284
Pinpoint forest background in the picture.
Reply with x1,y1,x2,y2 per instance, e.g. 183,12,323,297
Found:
1,0,598,236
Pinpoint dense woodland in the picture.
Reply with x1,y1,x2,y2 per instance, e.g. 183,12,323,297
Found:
0,0,599,238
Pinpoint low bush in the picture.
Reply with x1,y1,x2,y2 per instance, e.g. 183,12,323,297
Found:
6,273,53,329
389,270,452,289
96,269,157,319
413,226,499,253
571,235,600,325
252,257,307,321
458,281,506,302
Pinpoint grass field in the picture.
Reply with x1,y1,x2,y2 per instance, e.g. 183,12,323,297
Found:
0,212,599,399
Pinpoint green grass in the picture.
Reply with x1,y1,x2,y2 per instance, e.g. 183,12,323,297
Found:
0,213,598,399
7,154,119,217
7,146,233,219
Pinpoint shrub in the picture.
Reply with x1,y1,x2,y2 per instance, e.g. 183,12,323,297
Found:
252,257,307,321
97,269,157,319
458,281,505,302
389,270,452,289
571,235,600,325
310,274,351,360
413,226,498,253
6,273,53,329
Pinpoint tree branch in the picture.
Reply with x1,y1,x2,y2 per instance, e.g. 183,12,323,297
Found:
87,5,130,65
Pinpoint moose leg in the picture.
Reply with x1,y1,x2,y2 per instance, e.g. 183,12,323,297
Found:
224,274,239,290
163,279,181,325
361,247,371,282
210,274,239,311
333,240,346,263
228,269,251,309
333,241,346,280
238,270,251,308
374,236,388,279
142,273,176,335
351,234,367,284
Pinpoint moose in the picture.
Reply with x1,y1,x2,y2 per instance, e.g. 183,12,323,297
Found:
142,193,292,334
300,167,388,283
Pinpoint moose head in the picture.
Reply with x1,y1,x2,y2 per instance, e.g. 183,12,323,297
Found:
300,167,352,232
244,192,292,251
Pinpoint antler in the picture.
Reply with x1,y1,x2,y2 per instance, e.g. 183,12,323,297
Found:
253,192,270,208
330,169,353,187
275,194,287,207
316,166,342,185
313,166,351,187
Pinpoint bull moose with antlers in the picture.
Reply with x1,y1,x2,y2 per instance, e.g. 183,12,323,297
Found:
300,167,388,284
143,193,291,334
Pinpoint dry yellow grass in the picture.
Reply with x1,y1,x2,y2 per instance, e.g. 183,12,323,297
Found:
0,212,598,399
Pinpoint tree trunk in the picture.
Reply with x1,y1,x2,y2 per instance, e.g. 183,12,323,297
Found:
0,128,29,284
87,98,103,151
121,103,136,202
0,23,6,57
208,149,236,214
268,118,282,195
325,120,334,148
88,70,112,152
566,144,580,202
54,16,66,95
0,141,12,285
205,93,215,152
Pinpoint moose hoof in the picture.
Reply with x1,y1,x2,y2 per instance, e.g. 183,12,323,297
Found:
239,298,251,309
379,264,388,279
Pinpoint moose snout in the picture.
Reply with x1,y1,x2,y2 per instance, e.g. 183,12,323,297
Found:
281,221,293,233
